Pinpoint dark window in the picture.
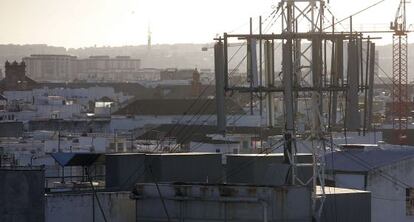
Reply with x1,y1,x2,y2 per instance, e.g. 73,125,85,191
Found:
406,188,414,216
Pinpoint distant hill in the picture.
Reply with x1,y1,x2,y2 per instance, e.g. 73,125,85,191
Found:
0,43,413,82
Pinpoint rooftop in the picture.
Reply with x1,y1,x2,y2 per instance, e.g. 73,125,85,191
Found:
50,153,104,167
226,153,312,157
27,54,77,58
114,98,245,116
325,148,414,172
147,152,221,156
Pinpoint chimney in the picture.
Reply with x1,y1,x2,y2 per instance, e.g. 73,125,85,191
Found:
191,68,201,97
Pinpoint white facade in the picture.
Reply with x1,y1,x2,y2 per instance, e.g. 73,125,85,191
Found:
24,55,77,82
3,87,130,107
45,191,134,222
1,87,130,121
23,54,143,82
333,158,414,222
76,56,141,82
110,114,262,132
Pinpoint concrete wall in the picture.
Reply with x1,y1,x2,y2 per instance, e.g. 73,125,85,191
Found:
334,173,366,190
0,167,45,222
226,154,289,185
367,158,414,222
46,191,135,222
0,122,23,137
226,154,313,186
331,158,414,222
132,183,312,222
189,141,240,154
145,153,223,183
106,153,146,190
320,188,371,222
109,114,263,132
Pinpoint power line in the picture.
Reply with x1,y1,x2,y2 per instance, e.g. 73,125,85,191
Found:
324,0,387,31
169,58,248,153
214,138,286,184
148,165,171,222
166,8,286,153
85,167,108,222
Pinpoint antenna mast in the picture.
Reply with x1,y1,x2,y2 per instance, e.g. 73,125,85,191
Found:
390,0,409,145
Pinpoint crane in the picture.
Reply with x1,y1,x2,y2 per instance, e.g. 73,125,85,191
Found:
390,0,410,145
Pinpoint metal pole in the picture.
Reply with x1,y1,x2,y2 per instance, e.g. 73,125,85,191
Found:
367,43,376,130
363,37,371,135
86,167,108,222
250,17,254,115
283,0,296,184
149,166,171,222
265,40,275,127
259,16,263,117
214,38,226,134
224,33,229,90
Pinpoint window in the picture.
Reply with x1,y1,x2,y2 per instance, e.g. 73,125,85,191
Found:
406,188,414,216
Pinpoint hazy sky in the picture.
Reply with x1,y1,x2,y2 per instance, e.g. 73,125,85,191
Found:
0,0,413,48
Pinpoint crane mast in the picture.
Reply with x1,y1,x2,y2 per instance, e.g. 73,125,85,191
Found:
391,0,409,145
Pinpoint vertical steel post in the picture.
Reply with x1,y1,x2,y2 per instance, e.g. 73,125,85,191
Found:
367,43,376,131
346,40,360,131
214,39,226,134
265,40,275,127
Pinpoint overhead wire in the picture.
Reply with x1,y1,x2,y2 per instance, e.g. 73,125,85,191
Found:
169,54,248,153
168,9,283,153
323,0,387,31
215,137,286,184
143,11,280,153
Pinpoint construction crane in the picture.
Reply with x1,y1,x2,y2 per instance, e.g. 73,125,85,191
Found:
390,0,409,145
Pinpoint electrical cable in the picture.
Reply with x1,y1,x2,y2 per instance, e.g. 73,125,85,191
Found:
324,0,387,31
86,167,108,222
167,9,284,147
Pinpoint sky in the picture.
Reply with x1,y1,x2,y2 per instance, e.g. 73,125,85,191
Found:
0,0,413,48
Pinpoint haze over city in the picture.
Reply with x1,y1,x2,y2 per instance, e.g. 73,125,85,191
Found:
2,1,414,222
1,0,413,47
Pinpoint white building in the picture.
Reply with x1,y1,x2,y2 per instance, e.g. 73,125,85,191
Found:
326,148,414,222
23,54,142,82
1,87,130,121
77,56,141,82
23,54,77,82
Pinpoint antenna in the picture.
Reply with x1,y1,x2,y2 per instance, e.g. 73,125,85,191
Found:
147,23,152,51
390,0,410,144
